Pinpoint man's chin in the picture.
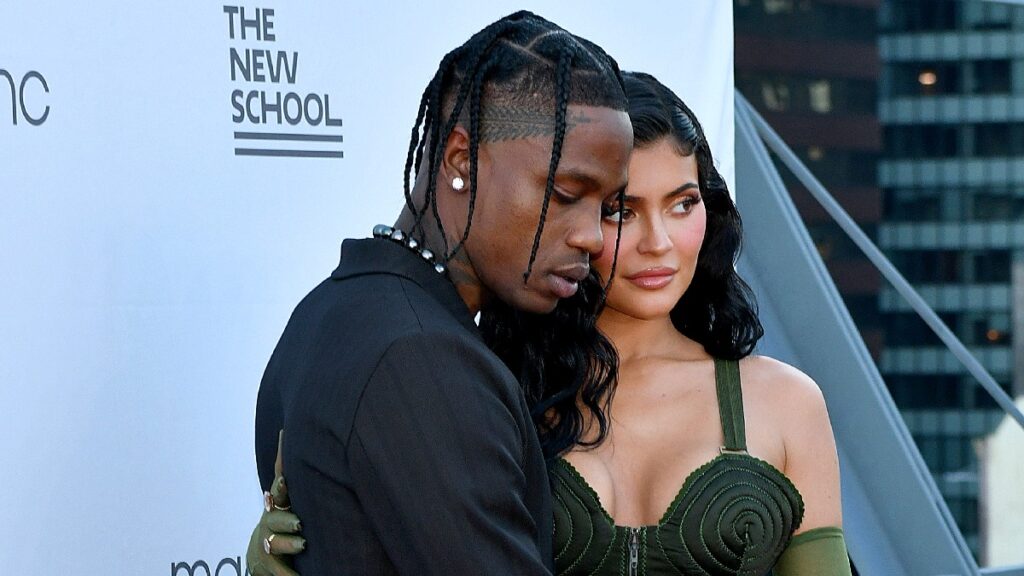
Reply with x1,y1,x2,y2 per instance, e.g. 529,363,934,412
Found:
508,291,560,316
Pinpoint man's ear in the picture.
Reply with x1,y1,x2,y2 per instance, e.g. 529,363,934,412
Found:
441,125,471,193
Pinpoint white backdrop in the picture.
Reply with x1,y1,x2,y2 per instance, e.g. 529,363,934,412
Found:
0,2,733,573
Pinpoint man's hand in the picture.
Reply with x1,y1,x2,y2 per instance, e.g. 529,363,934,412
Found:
246,430,305,576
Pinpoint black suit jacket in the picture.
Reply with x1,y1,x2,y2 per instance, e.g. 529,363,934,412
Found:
255,238,553,575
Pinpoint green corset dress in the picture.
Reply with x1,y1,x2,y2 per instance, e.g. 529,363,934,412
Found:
550,359,805,576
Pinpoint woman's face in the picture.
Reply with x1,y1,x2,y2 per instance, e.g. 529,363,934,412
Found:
592,137,706,321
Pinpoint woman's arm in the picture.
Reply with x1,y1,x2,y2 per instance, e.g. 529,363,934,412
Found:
775,363,843,534
747,357,851,575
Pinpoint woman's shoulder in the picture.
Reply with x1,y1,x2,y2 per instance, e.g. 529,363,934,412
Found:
738,355,822,403
735,357,843,530
736,355,831,432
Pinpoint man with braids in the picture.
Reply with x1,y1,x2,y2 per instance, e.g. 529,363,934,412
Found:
254,71,855,575
250,11,632,576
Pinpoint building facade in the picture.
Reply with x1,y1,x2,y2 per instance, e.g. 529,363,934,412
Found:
734,0,885,357
878,0,1020,561
737,0,1021,563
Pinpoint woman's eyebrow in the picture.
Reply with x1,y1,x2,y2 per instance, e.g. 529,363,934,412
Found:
664,182,699,199
622,182,698,203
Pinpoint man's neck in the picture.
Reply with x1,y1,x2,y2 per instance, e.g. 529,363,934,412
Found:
392,209,487,316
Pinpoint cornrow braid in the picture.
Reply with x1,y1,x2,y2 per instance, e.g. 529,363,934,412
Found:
412,47,463,239
522,46,573,283
602,188,626,299
578,37,628,96
407,56,448,239
402,90,431,217
448,52,502,260
415,60,449,242
425,31,512,256
399,11,630,460
413,20,516,245
570,36,627,298
402,10,628,268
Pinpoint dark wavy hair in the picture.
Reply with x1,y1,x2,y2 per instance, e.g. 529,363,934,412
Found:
480,271,617,460
450,12,627,460
482,72,765,460
623,71,763,359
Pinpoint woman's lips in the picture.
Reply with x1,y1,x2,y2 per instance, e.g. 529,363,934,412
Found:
625,267,677,290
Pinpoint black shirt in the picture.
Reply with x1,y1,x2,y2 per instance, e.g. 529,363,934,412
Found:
255,238,553,575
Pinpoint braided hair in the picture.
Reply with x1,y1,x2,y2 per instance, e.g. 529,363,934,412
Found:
489,72,766,459
404,10,629,272
406,11,630,460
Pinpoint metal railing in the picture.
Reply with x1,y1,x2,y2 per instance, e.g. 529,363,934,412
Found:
735,90,1024,576
735,91,1024,432
982,564,1024,576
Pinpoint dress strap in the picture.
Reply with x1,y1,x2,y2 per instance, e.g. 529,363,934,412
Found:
714,358,747,453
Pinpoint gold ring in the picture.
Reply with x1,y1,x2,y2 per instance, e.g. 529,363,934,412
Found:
263,534,276,555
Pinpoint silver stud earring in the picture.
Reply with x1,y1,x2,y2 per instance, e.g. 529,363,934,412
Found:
452,176,465,191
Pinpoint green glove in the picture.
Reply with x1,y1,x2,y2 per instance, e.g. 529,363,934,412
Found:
774,526,852,576
246,430,306,576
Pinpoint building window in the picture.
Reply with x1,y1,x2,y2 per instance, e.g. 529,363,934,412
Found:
890,250,962,283
950,497,980,534
972,251,1011,283
794,148,877,185
910,434,979,475
891,249,1013,284
974,378,1013,408
735,0,876,41
890,62,961,97
886,186,1024,221
884,0,961,32
974,123,1024,156
972,60,1011,94
885,125,961,158
764,0,798,14
738,73,875,115
888,375,965,408
966,2,1013,31
885,312,946,346
968,312,1011,346
808,80,832,113
972,191,1024,221
883,187,942,220
761,80,791,111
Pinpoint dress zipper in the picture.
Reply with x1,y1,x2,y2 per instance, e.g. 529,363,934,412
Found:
628,527,640,576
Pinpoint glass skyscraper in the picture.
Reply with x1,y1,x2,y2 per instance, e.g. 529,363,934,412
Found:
736,0,1021,563
735,0,884,356
878,0,1020,560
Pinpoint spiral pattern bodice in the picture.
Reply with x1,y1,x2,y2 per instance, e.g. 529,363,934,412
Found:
550,359,804,575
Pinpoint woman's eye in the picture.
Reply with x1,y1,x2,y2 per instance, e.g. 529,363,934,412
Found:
672,196,700,214
602,204,633,222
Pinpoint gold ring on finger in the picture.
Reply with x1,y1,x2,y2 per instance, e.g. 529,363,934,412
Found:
263,533,275,555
